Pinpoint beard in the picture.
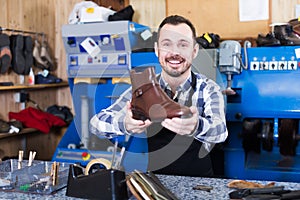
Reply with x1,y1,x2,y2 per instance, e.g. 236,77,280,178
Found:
162,55,191,77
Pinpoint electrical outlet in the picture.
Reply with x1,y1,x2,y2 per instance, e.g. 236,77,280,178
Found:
14,92,29,103
14,93,21,103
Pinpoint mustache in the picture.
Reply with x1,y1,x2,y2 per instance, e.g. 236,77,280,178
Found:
165,55,185,62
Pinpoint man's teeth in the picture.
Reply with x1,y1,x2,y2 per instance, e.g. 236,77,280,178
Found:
169,60,181,64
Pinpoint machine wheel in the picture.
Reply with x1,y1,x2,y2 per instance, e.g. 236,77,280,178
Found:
278,119,299,156
242,119,262,153
261,121,273,152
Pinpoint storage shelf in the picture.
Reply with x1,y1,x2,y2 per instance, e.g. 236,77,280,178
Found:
0,82,69,91
0,128,38,139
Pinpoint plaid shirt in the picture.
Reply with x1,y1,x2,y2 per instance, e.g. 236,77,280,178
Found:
90,71,228,150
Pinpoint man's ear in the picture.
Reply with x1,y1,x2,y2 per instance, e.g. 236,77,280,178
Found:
154,42,158,57
193,42,199,59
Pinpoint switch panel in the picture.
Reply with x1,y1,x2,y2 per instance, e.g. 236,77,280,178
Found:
278,61,287,70
269,61,278,70
260,61,269,70
250,61,260,70
288,61,297,70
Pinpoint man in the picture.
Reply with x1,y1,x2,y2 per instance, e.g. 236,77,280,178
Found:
90,15,228,177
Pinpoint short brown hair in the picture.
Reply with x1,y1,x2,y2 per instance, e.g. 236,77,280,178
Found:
157,15,197,41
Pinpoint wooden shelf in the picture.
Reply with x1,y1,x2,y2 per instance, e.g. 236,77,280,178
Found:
0,81,69,91
0,128,38,139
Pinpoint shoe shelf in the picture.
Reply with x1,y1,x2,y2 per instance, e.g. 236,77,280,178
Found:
0,128,38,139
0,81,69,91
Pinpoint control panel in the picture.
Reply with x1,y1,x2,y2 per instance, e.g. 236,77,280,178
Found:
247,46,300,71
62,21,152,77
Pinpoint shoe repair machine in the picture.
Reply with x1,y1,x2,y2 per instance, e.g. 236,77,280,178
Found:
52,21,161,172
218,40,300,182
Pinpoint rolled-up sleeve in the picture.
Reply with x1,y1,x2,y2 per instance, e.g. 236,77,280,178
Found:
193,78,228,148
89,87,132,139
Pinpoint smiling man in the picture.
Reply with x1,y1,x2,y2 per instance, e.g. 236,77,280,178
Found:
90,15,228,177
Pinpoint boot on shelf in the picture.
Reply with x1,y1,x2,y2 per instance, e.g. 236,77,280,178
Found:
256,33,281,47
130,66,192,122
274,24,300,46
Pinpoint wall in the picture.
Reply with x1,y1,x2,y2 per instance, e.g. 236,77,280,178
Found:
167,0,300,39
0,0,81,121
130,0,166,30
271,0,300,23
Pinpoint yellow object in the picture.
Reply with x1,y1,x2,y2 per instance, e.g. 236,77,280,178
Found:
111,34,119,39
74,77,106,84
86,8,94,13
112,77,131,84
204,33,212,43
84,158,112,175
82,153,91,161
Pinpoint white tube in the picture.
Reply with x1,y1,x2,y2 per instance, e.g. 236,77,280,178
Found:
81,95,89,149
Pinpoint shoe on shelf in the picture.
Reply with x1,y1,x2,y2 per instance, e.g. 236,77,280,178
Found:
0,120,10,133
10,34,25,75
33,39,47,69
23,36,34,75
35,73,62,84
40,41,55,71
0,33,12,74
274,24,300,46
196,33,221,49
288,18,300,36
256,33,281,47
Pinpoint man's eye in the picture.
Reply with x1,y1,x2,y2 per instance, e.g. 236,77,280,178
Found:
179,43,188,48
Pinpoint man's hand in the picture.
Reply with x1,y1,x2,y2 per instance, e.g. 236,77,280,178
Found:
161,106,198,135
124,101,152,134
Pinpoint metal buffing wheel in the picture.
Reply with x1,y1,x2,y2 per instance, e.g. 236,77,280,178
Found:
278,119,300,156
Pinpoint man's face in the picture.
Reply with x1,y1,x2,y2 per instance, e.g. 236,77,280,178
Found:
155,23,199,77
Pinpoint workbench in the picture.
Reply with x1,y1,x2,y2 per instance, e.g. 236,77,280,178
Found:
0,174,299,199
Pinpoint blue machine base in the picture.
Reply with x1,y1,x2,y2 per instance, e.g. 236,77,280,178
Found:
223,46,300,183
224,149,300,182
52,52,159,172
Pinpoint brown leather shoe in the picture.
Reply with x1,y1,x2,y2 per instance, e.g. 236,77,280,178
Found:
130,67,192,122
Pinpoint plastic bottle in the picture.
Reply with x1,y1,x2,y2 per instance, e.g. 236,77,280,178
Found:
28,68,35,85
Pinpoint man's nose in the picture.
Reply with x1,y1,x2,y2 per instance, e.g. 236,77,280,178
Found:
169,45,181,55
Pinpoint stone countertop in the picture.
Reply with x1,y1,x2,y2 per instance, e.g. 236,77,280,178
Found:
157,175,300,200
0,175,299,199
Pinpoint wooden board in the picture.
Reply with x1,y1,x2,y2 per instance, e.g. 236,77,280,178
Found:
166,0,271,39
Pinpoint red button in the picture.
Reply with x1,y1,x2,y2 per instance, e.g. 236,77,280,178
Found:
82,152,90,161
82,152,88,157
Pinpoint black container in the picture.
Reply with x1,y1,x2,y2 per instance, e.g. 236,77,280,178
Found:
66,164,128,200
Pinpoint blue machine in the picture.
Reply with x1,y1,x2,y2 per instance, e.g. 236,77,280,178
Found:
52,21,160,172
220,43,300,182
53,20,300,181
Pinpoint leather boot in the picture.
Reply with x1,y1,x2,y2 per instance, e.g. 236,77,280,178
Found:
288,18,300,36
256,33,280,47
274,24,300,46
33,39,47,69
130,67,192,122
